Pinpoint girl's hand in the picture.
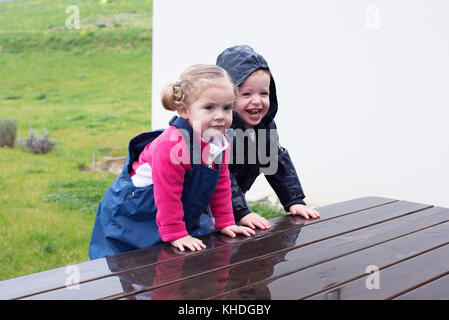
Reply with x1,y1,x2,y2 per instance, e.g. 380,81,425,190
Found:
170,235,206,252
221,225,256,238
240,212,271,230
289,204,320,220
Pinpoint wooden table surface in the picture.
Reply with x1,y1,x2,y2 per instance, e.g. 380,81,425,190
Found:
1,196,449,300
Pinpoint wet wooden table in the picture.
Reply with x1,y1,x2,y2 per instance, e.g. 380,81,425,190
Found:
1,196,449,300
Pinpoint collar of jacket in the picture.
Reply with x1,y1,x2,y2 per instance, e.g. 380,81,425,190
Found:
169,115,193,138
168,115,228,166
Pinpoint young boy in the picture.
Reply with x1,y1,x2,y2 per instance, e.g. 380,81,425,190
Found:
216,45,320,230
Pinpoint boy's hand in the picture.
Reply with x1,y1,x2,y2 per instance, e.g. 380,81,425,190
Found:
221,225,256,238
289,204,320,220
170,235,206,252
240,212,271,230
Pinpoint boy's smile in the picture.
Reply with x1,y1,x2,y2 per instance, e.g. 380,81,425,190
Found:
235,70,271,128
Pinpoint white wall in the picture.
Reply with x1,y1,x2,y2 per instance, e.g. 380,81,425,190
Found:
152,0,449,208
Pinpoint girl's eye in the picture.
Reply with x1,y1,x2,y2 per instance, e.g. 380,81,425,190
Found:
205,105,214,110
241,92,251,97
261,91,269,96
224,105,232,111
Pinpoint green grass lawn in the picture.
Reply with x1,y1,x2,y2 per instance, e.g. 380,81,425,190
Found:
0,0,153,280
0,0,283,281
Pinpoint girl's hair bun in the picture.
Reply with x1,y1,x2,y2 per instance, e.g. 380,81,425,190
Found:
161,81,185,111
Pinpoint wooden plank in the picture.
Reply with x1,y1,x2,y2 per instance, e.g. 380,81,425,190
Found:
2,196,395,300
0,206,284,300
127,206,449,300
393,273,449,300
99,196,398,273
124,205,448,300
65,200,430,301
102,196,398,273
308,241,449,300
0,196,395,300
215,220,449,300
0,258,114,300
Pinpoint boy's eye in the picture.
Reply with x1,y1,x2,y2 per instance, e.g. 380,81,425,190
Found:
241,92,251,96
224,105,232,111
261,91,269,96
205,105,214,110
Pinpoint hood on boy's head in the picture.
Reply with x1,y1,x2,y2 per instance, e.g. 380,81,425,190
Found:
216,45,278,128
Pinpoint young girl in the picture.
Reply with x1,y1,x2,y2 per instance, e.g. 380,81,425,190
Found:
89,64,255,259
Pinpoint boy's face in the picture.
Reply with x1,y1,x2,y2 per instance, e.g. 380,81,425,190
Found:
235,70,270,128
182,80,235,141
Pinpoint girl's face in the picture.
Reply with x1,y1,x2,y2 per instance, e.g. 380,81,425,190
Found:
235,70,271,128
181,80,235,141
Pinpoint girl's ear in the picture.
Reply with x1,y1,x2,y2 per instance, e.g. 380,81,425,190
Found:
177,102,189,119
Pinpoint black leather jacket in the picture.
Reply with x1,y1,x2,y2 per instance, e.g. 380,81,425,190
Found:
217,45,306,222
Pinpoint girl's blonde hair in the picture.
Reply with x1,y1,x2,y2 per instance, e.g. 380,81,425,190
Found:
161,64,238,112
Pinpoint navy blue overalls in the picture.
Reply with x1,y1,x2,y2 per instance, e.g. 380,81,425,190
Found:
89,116,223,260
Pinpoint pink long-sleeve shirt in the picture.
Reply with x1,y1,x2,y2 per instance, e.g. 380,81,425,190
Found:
130,125,235,242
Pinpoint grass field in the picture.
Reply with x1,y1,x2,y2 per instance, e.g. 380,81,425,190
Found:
0,0,153,280
0,0,283,281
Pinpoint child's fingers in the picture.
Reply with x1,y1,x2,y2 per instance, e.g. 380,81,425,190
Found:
309,209,320,219
196,239,206,249
243,220,256,229
241,226,256,236
227,229,237,238
240,213,271,230
253,217,270,230
221,225,256,238
252,220,263,229
259,217,271,229
221,228,236,238
303,208,319,219
190,239,205,251
234,226,255,237
170,239,185,251
301,211,310,219
292,207,309,219
172,237,206,252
